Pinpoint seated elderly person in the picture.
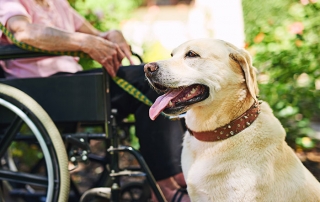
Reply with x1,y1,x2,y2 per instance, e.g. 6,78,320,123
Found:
0,0,190,201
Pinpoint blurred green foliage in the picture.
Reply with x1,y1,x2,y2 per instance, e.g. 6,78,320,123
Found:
69,0,143,30
243,0,320,146
68,0,143,69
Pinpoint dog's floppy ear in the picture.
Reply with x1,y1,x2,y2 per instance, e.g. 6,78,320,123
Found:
229,49,259,101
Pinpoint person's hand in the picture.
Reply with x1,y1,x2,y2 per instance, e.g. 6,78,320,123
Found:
80,35,124,77
99,30,134,65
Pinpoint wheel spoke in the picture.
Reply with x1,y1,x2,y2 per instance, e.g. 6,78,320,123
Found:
0,169,54,188
0,115,23,157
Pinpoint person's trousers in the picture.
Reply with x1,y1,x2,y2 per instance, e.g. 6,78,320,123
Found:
111,65,185,180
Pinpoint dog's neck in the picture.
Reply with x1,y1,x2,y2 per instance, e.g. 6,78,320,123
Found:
185,93,256,133
186,100,260,141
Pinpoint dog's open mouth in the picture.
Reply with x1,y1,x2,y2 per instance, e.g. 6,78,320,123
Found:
149,83,209,120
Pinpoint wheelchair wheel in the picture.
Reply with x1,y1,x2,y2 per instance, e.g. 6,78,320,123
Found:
0,83,69,202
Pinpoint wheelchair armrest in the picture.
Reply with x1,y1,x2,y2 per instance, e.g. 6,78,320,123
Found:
0,44,55,59
0,44,144,63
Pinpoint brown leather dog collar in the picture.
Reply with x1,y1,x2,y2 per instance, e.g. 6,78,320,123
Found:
186,101,261,142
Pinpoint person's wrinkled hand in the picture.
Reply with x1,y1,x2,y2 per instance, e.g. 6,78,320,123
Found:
81,35,124,77
99,30,134,65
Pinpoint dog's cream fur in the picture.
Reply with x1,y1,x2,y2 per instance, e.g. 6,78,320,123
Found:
149,39,320,201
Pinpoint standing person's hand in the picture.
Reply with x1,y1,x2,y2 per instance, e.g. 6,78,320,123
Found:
99,30,134,65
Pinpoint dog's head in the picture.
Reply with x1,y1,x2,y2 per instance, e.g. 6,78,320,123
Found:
144,39,259,120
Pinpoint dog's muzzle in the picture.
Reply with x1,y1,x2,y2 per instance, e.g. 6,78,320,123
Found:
144,62,209,120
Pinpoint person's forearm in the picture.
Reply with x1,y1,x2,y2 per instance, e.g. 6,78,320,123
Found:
14,24,90,51
8,17,89,52
6,16,125,77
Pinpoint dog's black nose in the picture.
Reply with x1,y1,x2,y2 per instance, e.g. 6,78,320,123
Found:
144,62,159,77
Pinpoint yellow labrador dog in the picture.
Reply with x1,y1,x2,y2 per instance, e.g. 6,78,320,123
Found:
144,39,320,202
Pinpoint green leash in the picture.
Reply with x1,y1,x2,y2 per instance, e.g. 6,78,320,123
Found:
0,22,153,107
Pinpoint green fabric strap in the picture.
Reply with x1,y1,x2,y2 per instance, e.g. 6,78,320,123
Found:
0,22,153,107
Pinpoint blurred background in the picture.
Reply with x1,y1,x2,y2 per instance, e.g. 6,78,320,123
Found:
68,0,320,177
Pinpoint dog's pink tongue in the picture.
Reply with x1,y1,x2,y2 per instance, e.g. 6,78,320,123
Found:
149,89,184,120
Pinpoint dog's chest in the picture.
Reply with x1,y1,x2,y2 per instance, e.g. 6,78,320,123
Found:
183,131,268,197
186,156,266,201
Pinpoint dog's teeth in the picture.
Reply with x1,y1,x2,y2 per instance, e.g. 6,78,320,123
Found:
168,101,173,106
187,93,192,98
191,88,196,94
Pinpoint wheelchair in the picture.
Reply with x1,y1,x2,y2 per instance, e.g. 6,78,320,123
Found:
0,44,166,202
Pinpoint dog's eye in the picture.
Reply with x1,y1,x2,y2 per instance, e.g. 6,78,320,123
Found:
185,51,199,58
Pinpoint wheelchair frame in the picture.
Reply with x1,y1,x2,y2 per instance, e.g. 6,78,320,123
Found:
0,44,166,202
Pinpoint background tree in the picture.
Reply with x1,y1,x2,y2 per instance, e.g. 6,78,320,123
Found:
242,0,320,147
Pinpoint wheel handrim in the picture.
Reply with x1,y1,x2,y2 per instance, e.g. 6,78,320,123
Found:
0,98,55,202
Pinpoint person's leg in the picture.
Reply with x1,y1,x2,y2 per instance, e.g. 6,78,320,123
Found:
110,65,189,201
